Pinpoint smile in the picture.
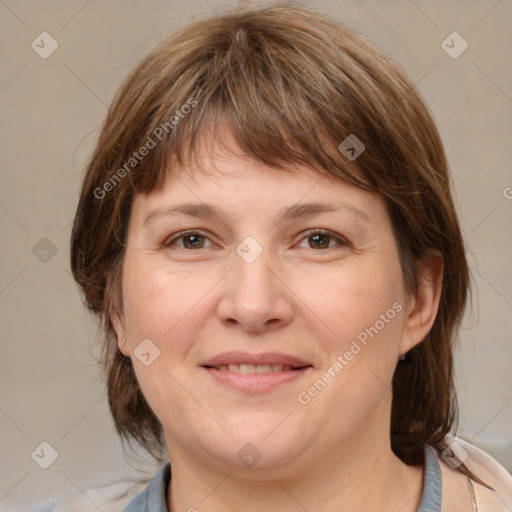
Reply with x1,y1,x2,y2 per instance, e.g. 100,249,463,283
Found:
201,364,313,393
208,363,297,373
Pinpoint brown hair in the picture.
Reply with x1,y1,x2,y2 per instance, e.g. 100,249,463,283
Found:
71,2,484,484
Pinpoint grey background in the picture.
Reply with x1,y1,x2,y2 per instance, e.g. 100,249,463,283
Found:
1,0,511,508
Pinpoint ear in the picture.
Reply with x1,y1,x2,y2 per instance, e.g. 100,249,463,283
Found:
111,308,131,357
399,251,444,355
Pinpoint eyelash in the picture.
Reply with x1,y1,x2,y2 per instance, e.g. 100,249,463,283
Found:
163,229,349,251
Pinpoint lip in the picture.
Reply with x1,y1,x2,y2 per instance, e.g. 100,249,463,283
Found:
200,366,313,393
200,351,312,368
199,351,313,394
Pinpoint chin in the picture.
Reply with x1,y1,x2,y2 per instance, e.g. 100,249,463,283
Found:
213,428,305,471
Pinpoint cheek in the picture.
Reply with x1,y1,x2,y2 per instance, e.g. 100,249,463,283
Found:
293,258,406,417
120,260,206,424
293,257,405,352
302,262,405,406
122,257,195,340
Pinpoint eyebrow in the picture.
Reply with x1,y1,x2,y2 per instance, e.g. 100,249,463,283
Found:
143,201,371,227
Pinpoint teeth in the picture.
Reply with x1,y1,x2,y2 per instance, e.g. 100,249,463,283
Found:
216,363,295,373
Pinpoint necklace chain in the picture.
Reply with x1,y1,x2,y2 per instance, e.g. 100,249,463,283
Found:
467,478,478,512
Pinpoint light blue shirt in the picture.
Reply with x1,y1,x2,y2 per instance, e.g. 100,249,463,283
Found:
122,444,442,511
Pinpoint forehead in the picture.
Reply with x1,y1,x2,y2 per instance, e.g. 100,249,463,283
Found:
130,125,386,225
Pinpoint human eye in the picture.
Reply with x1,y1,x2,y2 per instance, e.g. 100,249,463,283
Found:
163,230,216,250
296,229,349,250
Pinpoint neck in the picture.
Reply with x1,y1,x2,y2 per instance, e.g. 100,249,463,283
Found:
165,429,424,512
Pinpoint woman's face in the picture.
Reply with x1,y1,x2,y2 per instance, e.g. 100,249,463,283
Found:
115,135,427,474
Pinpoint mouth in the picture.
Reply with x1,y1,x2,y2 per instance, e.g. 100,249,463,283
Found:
200,351,312,369
199,352,313,393
203,363,311,373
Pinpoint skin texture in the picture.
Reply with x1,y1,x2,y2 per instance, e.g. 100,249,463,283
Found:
113,132,443,511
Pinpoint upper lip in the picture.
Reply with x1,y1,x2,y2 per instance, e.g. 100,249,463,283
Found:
200,351,312,368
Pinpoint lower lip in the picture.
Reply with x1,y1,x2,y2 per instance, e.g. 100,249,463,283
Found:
201,366,313,393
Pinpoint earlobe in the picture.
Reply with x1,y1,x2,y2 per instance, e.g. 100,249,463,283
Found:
117,336,131,357
111,311,131,357
399,251,444,355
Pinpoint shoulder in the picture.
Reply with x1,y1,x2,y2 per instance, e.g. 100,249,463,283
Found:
435,437,512,512
32,478,149,512
122,463,170,511
459,438,512,510
35,463,170,512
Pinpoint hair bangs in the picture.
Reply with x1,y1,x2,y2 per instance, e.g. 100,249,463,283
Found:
125,23,371,195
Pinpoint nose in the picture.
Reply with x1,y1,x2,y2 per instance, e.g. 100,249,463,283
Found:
216,242,295,333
